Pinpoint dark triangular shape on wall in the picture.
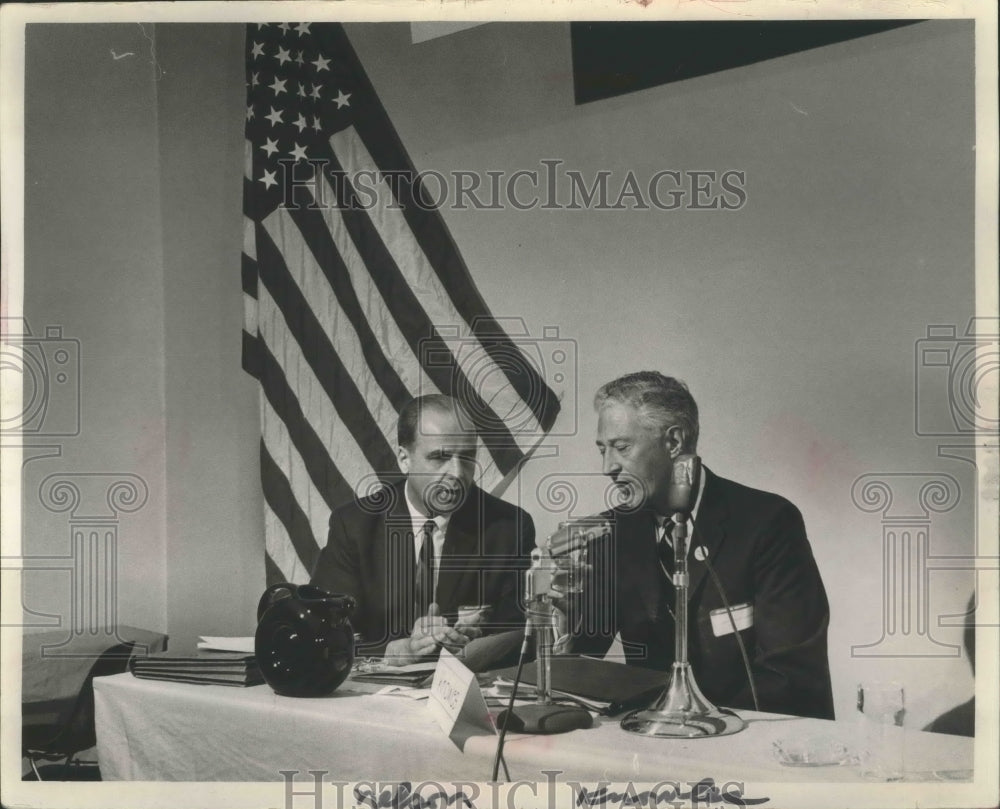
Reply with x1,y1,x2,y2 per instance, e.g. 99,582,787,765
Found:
571,20,924,105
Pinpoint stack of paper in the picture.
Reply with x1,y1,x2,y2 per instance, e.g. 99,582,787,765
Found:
350,661,438,687
130,650,264,687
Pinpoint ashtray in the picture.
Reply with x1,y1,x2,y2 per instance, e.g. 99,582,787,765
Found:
772,737,852,767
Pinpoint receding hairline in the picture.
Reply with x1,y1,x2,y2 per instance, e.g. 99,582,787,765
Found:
397,394,475,449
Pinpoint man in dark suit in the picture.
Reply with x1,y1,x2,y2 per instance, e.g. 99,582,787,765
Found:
310,394,533,664
561,371,834,719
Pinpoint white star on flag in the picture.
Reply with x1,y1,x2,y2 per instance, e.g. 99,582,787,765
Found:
290,143,309,162
270,77,287,95
312,54,330,72
295,23,312,35
310,84,323,100
276,46,292,65
251,42,265,59
293,114,308,133
259,169,277,189
260,137,279,156
246,105,255,121
265,107,284,126
333,90,351,109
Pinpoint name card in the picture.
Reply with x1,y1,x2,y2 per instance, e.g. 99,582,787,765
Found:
427,648,495,749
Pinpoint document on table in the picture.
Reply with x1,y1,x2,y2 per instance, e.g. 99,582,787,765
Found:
197,636,256,653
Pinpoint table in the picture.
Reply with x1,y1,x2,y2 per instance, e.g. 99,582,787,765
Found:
93,672,973,784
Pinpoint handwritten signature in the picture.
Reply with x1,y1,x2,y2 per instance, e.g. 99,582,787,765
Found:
573,777,769,806
354,782,474,809
351,778,768,809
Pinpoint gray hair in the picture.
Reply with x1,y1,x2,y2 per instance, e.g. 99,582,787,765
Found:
594,371,699,450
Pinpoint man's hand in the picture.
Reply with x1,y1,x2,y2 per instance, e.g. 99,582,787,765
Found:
383,603,471,665
453,605,487,645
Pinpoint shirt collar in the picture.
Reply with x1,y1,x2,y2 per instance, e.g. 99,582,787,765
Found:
403,482,449,533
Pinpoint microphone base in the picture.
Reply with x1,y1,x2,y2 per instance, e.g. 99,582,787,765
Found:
497,703,593,735
620,705,746,738
620,661,746,738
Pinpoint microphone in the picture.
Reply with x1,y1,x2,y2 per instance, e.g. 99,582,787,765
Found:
537,516,612,558
620,453,746,738
667,454,701,516
494,523,597,737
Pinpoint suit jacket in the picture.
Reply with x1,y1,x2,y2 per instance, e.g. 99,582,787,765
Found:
570,468,835,720
310,481,534,656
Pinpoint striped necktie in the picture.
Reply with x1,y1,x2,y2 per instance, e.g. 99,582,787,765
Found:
657,519,675,579
414,519,437,614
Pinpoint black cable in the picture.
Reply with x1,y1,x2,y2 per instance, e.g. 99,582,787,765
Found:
698,547,760,712
491,631,530,782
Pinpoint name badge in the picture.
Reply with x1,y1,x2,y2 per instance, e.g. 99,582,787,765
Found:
710,603,753,637
427,648,495,749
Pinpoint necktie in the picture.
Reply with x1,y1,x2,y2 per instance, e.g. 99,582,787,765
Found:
657,520,675,579
414,519,436,614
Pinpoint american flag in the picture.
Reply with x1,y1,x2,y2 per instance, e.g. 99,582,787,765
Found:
241,23,562,585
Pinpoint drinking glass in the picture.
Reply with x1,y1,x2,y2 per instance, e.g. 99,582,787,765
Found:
856,681,906,780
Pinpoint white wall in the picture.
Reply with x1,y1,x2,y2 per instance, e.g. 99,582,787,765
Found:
23,23,170,635
155,24,265,642
22,20,978,728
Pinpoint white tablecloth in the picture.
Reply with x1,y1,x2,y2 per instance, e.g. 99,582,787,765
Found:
94,672,973,784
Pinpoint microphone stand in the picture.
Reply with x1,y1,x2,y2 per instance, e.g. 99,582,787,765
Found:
496,544,593,734
620,511,746,738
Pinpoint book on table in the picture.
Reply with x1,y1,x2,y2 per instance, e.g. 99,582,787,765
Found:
490,655,668,715
129,650,264,687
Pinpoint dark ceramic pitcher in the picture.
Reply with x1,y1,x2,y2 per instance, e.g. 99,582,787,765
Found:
255,583,356,697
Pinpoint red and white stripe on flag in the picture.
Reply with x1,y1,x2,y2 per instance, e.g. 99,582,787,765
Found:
241,23,561,585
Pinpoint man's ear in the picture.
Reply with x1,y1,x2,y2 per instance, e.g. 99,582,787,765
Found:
397,445,411,474
663,425,686,458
